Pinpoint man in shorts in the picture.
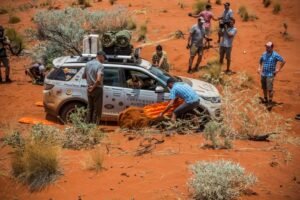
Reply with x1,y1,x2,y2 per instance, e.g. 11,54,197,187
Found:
159,78,199,121
219,18,237,74
258,42,285,104
187,17,208,73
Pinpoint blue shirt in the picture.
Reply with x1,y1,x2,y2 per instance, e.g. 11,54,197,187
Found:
260,51,284,77
220,27,237,47
221,9,234,23
169,82,199,104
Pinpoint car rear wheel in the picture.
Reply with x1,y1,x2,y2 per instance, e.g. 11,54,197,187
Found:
60,102,86,124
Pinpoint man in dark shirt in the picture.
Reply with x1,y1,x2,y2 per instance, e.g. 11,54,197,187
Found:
0,26,12,83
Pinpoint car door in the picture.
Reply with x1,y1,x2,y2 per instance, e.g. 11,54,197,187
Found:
122,68,168,108
102,66,125,120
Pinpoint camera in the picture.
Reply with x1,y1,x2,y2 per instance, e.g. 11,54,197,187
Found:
219,21,230,29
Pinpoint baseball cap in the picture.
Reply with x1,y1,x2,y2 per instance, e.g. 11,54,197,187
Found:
265,41,273,47
224,2,230,6
198,16,205,23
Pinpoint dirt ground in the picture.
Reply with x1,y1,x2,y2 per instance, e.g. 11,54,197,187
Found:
0,0,300,199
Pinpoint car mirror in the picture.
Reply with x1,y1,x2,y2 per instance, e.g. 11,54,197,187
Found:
155,86,164,93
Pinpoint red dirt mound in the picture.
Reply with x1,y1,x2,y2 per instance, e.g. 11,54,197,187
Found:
118,107,150,129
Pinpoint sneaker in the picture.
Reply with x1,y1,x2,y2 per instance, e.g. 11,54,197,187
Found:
187,69,193,74
295,114,300,120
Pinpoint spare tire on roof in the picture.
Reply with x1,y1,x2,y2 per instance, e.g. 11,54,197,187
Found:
102,31,116,48
115,30,131,48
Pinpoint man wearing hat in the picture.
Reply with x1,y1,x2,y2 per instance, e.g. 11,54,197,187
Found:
0,25,12,83
187,17,208,73
159,78,199,121
258,42,285,104
217,2,234,43
82,51,106,124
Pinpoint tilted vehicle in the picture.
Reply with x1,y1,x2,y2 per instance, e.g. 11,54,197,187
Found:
43,54,221,123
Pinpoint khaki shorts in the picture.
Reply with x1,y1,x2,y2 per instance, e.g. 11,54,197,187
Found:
261,76,274,91
190,44,203,57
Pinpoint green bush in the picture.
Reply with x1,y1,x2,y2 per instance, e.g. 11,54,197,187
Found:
193,0,207,14
8,15,21,24
109,0,117,5
215,0,222,5
63,107,105,150
126,18,137,30
238,6,258,22
201,58,225,85
137,23,147,41
273,2,281,14
5,28,25,55
263,0,271,8
189,160,257,200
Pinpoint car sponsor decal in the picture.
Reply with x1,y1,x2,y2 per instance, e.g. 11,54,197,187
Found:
104,104,114,109
66,89,72,95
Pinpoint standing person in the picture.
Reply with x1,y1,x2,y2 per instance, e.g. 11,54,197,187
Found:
0,26,12,83
188,4,218,36
152,45,170,72
159,78,199,121
187,17,208,73
258,42,286,104
82,51,106,124
217,2,234,43
219,18,237,74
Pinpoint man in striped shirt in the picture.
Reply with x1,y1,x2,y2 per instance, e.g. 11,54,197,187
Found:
258,42,286,104
160,78,199,121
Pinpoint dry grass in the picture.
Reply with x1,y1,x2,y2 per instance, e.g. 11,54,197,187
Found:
193,0,207,14
8,15,21,24
84,148,105,172
273,1,281,14
215,0,222,5
238,6,258,21
11,142,61,191
137,23,148,42
263,0,272,8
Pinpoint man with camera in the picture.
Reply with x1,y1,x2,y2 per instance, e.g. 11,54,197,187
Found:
0,26,12,83
218,2,234,43
219,18,237,74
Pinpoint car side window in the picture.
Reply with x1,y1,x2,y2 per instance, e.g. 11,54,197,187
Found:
103,68,122,87
47,67,81,81
124,69,162,91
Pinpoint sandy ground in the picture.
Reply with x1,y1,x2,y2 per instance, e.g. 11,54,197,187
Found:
0,0,300,199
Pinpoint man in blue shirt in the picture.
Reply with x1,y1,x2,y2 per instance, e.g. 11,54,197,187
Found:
160,78,199,121
258,42,285,104
219,18,237,74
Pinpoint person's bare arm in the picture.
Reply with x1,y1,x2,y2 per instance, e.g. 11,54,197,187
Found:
158,54,165,67
88,72,103,92
160,99,175,117
275,61,286,74
187,33,192,49
258,59,263,74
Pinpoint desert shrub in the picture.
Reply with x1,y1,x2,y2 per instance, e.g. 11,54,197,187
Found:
63,107,105,150
18,3,34,11
193,0,207,14
0,7,8,14
238,6,258,21
31,6,128,63
84,148,104,172
2,131,25,149
201,58,225,85
77,0,91,7
215,0,222,5
11,142,61,191
30,124,64,145
273,1,281,14
8,15,21,24
5,28,25,55
203,121,232,149
137,23,147,41
189,160,257,200
31,42,64,67
109,0,117,5
263,0,271,8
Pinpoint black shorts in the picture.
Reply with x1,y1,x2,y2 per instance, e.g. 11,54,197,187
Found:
174,100,199,117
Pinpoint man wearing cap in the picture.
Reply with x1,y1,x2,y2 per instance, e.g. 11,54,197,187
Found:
219,18,237,74
217,2,234,43
0,25,12,83
82,51,106,124
159,78,199,121
188,4,218,36
258,42,285,104
187,17,208,73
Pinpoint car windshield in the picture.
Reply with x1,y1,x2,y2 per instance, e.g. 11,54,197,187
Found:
149,66,181,84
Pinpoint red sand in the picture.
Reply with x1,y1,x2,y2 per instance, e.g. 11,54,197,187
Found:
0,0,300,199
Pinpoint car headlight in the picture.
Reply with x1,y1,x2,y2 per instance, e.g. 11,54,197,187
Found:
200,96,221,103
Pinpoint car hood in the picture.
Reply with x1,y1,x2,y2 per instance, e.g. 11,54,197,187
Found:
180,76,220,97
